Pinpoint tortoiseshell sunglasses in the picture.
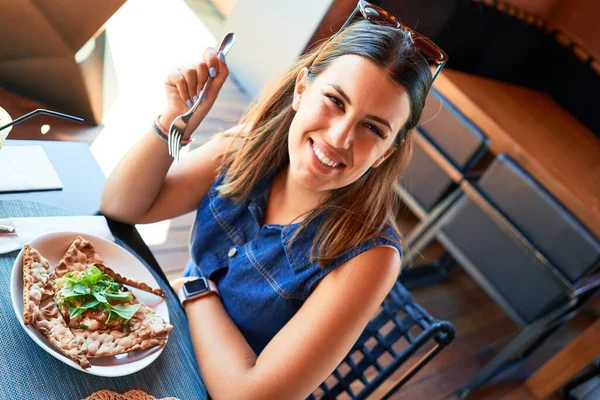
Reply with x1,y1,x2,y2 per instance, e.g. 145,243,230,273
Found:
333,0,449,82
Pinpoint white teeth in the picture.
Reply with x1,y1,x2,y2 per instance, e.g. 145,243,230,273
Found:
312,142,341,168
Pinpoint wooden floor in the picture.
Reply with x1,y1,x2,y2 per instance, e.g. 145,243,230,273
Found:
4,1,597,398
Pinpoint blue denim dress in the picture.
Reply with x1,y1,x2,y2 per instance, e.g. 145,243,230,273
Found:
183,170,402,355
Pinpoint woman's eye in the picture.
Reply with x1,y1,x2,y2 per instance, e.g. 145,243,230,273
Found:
326,95,344,110
366,123,384,138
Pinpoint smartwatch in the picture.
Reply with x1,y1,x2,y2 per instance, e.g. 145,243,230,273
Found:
178,277,220,306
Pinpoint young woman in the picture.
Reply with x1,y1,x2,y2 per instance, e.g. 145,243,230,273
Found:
100,4,446,397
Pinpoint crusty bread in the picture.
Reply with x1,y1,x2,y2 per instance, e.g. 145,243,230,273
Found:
22,245,52,325
73,327,168,359
52,235,104,280
66,301,172,359
95,263,165,298
23,237,172,369
33,298,92,368
84,389,180,399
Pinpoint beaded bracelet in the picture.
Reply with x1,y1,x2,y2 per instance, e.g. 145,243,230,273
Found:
152,115,192,145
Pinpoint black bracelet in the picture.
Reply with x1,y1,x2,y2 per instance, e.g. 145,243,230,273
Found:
152,120,168,144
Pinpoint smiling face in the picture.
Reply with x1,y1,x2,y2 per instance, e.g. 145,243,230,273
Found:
288,54,411,194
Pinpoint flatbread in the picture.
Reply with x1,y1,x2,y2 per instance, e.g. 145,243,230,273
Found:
22,245,52,325
52,236,172,363
68,302,172,359
95,263,165,298
73,327,168,359
34,299,92,368
52,235,104,280
53,236,165,297
22,245,91,368
22,237,172,369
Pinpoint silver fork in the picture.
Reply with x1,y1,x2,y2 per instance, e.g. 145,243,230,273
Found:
168,32,236,161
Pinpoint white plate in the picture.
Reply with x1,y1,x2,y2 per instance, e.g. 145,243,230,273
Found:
10,231,170,377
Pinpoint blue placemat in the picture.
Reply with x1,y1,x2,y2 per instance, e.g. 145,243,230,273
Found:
0,200,207,400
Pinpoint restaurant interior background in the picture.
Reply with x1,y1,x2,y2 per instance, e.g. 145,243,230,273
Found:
1,0,599,398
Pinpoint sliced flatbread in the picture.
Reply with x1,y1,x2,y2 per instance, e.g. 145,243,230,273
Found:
73,327,169,359
54,236,165,298
52,235,104,280
22,245,52,324
68,301,172,358
23,237,172,369
34,299,92,368
95,263,165,298
23,245,91,368
52,236,173,359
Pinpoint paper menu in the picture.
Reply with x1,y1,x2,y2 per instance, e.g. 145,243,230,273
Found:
0,145,63,192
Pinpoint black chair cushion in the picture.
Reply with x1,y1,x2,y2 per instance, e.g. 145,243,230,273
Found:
418,89,488,170
401,141,455,212
477,155,600,282
441,196,570,324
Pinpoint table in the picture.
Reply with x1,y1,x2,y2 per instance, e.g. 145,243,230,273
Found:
1,139,173,287
0,199,208,400
2,140,106,216
432,69,600,238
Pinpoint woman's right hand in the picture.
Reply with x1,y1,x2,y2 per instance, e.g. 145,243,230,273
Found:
161,47,229,139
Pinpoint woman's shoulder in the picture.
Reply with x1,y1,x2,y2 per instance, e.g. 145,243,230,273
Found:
345,225,402,263
310,223,403,274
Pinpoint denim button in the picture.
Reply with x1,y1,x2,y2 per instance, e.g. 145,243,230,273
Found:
228,247,237,258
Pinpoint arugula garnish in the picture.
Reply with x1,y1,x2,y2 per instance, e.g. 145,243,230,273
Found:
55,265,138,325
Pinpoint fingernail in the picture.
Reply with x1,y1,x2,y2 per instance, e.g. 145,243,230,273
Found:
218,51,226,64
193,95,198,103
209,67,217,78
186,99,192,107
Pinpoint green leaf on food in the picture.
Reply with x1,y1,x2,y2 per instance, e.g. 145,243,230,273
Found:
55,264,141,325
92,292,108,304
104,292,132,302
79,265,106,286
72,283,90,295
69,306,86,320
109,303,142,321
68,298,102,320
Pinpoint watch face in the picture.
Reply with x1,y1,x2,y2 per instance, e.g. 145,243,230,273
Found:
183,278,209,296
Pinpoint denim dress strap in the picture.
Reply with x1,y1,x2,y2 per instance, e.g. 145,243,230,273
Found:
301,226,403,298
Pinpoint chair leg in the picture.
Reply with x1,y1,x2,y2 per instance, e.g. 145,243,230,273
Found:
457,300,581,398
403,194,460,267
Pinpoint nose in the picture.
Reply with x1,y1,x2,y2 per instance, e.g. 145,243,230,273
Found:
326,119,354,150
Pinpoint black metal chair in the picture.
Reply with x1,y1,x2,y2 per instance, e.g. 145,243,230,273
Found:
308,281,455,399
400,87,489,223
407,154,600,397
398,88,489,288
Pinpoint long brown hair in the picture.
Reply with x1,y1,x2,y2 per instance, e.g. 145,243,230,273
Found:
217,20,432,268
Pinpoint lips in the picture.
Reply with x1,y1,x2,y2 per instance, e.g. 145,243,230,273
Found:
310,139,345,168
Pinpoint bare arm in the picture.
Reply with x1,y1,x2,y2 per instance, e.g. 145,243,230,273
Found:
100,130,238,224
185,246,402,399
100,47,231,224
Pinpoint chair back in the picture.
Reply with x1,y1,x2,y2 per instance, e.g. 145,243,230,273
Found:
402,88,489,213
438,155,600,325
477,155,600,283
418,88,489,171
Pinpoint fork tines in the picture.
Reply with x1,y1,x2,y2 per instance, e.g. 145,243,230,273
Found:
167,126,182,161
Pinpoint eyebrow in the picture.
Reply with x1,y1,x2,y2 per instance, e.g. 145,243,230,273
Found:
330,84,393,132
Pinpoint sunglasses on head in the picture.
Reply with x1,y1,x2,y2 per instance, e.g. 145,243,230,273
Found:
334,0,448,82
